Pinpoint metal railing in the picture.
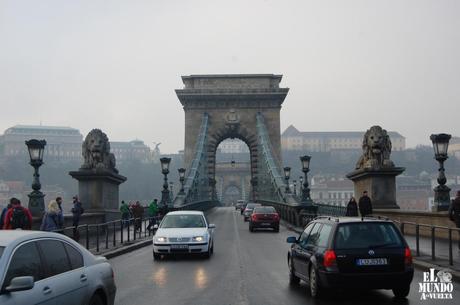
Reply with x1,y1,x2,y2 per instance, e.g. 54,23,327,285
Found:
53,216,159,253
395,221,460,266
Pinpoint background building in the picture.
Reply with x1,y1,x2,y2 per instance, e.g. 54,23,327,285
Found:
310,175,355,206
281,125,405,152
0,125,83,162
217,139,249,154
448,136,460,160
111,140,153,163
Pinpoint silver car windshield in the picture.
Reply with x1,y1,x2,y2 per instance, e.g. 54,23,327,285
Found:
160,215,206,228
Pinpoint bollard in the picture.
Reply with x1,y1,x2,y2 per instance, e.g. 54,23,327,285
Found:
85,225,90,250
113,222,116,247
96,225,100,253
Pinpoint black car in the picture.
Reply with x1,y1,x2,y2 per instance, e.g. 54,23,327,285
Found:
286,216,414,299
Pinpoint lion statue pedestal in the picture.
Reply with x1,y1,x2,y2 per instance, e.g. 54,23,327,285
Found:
69,129,127,219
346,126,404,209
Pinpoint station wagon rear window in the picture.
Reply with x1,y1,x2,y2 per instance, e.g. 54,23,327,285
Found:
334,222,403,250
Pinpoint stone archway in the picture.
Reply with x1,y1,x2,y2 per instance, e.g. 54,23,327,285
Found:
176,74,289,202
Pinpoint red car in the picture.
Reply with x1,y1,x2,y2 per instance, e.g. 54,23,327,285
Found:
249,206,280,232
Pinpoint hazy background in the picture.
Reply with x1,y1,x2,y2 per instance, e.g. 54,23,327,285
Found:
1,0,459,153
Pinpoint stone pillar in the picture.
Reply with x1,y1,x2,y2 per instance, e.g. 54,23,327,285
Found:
346,168,404,209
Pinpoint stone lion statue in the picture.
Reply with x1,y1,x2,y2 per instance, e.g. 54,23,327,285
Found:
81,129,118,173
355,126,394,169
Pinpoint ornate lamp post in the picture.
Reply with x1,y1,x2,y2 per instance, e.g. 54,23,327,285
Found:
178,168,186,195
25,139,47,216
299,176,303,193
293,180,297,196
160,157,171,207
300,155,312,204
283,166,291,193
430,134,451,211
169,182,174,199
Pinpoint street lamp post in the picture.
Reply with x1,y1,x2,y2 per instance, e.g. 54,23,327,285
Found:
430,134,452,211
160,157,171,207
283,167,291,193
178,168,186,195
299,176,303,193
169,182,174,199
300,155,312,205
25,139,47,216
293,180,297,196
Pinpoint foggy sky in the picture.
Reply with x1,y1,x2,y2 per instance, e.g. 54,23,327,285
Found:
1,0,459,153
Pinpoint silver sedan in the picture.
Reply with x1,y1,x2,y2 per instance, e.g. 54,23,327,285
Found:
0,230,116,305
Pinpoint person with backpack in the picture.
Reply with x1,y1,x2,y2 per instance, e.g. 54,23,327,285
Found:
71,196,84,241
0,201,12,229
120,200,130,226
3,198,33,230
40,200,64,232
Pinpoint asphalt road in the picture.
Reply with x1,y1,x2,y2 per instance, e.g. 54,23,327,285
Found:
111,207,459,305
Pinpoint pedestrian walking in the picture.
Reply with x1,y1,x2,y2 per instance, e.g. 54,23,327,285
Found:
146,199,159,232
131,201,144,232
40,200,64,232
358,191,373,217
345,196,359,217
3,198,33,230
120,200,130,226
448,190,460,250
0,202,12,230
56,196,63,212
71,195,84,241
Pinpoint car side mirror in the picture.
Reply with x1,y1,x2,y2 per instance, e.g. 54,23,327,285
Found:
5,276,34,293
208,224,216,229
286,236,298,244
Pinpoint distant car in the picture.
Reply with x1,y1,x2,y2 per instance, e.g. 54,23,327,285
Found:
153,210,215,260
235,200,246,211
249,206,280,232
243,203,261,221
286,217,414,299
0,231,116,305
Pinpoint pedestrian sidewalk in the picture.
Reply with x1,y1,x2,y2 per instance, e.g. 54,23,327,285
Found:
281,220,460,282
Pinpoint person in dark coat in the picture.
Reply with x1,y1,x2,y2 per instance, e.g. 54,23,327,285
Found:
448,190,460,249
345,197,359,216
358,191,373,217
40,200,64,232
71,196,84,241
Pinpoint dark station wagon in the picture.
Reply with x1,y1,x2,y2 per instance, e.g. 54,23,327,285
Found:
286,216,414,299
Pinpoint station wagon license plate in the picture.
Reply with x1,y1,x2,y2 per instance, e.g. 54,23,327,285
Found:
356,258,388,266
261,223,271,226
171,244,189,250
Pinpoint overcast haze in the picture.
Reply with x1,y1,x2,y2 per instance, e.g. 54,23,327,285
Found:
1,0,459,153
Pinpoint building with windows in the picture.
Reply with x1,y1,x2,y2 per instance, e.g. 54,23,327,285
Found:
281,125,405,152
0,125,83,162
448,136,460,160
310,176,355,206
217,139,249,154
111,140,153,163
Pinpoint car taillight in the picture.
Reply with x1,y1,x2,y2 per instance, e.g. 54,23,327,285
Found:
404,247,412,266
252,214,258,221
323,250,337,268
273,213,280,221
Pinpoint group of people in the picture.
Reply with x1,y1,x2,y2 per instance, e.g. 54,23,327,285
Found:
0,196,84,241
119,199,167,232
345,190,373,217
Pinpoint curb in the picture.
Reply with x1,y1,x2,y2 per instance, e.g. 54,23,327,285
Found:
102,239,153,259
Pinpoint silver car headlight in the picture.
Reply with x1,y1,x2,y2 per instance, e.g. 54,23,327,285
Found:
193,236,205,242
155,236,167,242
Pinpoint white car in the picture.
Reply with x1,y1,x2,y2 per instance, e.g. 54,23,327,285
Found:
153,210,215,260
0,230,116,305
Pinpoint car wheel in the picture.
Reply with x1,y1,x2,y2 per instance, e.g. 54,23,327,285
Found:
274,226,279,232
392,285,410,299
153,252,161,261
309,267,322,298
203,245,212,259
288,257,300,285
89,293,104,305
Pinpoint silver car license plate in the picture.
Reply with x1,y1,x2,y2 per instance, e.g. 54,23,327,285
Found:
356,258,388,266
171,244,189,250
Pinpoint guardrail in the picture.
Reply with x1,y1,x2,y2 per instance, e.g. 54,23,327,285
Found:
53,216,158,253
